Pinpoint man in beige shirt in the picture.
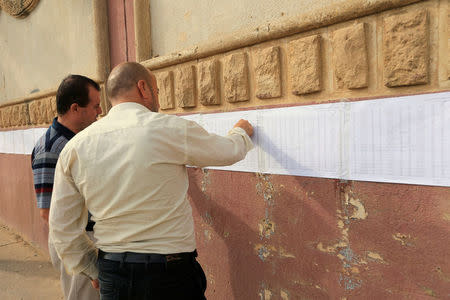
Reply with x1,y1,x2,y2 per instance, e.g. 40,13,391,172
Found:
49,62,253,299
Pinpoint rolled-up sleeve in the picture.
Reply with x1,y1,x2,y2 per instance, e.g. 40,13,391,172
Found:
184,120,253,167
49,149,98,279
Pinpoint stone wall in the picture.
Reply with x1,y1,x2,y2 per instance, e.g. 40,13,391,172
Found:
147,1,448,116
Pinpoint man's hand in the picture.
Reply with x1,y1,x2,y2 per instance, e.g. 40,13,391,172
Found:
91,279,99,290
39,208,49,225
234,119,253,137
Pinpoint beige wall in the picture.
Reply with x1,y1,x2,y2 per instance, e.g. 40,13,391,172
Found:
150,0,353,57
0,0,107,104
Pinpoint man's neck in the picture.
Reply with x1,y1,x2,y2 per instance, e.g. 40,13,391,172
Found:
57,115,79,134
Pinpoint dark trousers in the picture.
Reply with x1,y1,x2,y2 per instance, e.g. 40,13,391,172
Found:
98,251,207,300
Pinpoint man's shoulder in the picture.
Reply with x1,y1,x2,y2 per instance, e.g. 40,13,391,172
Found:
32,125,68,157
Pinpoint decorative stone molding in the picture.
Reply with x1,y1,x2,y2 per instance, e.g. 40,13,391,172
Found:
0,0,39,18
332,23,369,89
157,71,175,110
142,0,423,71
383,9,429,87
288,35,322,95
198,59,221,105
175,66,196,108
1,0,448,129
223,52,250,103
255,46,282,99
28,97,56,125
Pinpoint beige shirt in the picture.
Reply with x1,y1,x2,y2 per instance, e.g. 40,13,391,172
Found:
49,102,253,279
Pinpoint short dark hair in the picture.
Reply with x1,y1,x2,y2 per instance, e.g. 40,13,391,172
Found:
56,75,100,115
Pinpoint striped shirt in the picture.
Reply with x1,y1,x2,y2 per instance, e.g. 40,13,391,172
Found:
31,118,75,209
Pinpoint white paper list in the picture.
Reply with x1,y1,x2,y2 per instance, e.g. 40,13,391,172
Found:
2,92,450,187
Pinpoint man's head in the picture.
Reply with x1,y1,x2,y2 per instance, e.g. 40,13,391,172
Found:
106,62,159,112
56,75,102,132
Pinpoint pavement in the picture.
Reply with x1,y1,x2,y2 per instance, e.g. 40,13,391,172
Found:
0,223,63,300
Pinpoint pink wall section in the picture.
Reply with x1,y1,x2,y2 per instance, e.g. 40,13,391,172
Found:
107,0,136,68
187,168,450,298
0,154,49,251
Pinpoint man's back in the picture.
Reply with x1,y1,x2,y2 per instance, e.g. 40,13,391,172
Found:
56,101,252,254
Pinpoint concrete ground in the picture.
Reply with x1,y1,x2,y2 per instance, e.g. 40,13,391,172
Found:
0,223,63,300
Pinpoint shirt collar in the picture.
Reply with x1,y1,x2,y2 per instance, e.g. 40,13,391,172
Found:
52,117,76,140
108,102,150,114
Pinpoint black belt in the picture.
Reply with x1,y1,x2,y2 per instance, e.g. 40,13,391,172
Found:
85,221,95,232
98,249,197,264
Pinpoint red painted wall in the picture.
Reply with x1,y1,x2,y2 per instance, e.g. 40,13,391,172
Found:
188,168,450,298
107,0,136,68
0,154,48,251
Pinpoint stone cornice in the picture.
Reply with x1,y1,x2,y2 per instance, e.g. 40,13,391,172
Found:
142,0,425,71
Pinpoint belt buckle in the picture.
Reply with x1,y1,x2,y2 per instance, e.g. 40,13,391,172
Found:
165,254,182,262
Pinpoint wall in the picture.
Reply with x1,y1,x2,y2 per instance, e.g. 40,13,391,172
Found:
0,0,110,252
0,0,109,104
0,0,449,298
150,0,351,57
142,0,450,298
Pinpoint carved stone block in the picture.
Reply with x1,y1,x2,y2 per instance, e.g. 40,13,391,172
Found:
11,104,29,126
332,23,368,89
44,97,57,123
255,46,281,99
29,99,46,125
223,52,250,103
198,59,220,105
288,35,322,95
383,10,429,87
2,106,12,127
175,66,196,108
157,71,175,110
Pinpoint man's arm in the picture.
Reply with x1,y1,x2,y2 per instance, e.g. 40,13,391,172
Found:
49,152,98,280
183,118,254,168
32,151,59,223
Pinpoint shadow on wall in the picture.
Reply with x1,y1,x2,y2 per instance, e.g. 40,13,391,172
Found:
188,167,341,299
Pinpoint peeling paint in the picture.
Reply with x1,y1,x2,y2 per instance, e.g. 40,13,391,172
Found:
254,244,276,261
203,229,212,240
200,169,211,192
392,233,415,247
443,213,450,221
435,266,450,282
423,287,437,297
339,274,362,290
259,219,275,238
258,283,273,300
204,211,213,225
348,197,368,220
317,241,347,253
367,251,386,263
280,289,289,300
279,247,296,258
256,174,275,206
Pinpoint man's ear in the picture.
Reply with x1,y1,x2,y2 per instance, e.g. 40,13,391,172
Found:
137,80,146,98
70,102,79,112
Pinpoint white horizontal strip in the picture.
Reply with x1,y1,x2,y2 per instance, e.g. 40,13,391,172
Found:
1,92,449,187
0,127,47,155
182,92,450,187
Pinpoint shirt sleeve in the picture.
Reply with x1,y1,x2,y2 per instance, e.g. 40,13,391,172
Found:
31,151,59,209
48,149,98,279
183,120,254,168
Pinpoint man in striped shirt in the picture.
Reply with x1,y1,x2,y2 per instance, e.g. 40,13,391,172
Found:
31,74,102,300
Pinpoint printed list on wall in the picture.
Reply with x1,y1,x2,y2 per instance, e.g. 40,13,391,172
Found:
183,92,450,187
0,92,449,187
